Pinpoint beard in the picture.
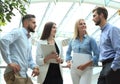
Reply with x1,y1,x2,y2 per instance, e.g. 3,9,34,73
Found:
28,25,35,33
95,19,101,25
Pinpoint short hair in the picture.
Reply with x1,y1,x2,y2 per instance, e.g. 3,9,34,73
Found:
92,7,108,19
22,14,35,23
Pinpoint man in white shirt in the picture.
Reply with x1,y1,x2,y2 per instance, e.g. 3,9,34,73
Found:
0,14,39,84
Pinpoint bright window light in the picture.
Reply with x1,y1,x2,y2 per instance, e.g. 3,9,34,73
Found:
112,0,120,2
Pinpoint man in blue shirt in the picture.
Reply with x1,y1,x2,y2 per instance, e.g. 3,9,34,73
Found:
92,7,120,84
0,14,39,84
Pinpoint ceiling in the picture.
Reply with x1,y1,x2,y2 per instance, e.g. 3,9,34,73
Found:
1,0,120,43
30,0,120,9
27,0,120,41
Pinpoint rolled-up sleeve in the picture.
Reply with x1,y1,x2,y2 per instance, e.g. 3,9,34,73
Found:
90,38,99,66
36,41,45,66
0,29,20,64
66,40,72,62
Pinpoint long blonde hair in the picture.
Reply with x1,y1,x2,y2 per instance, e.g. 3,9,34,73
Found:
73,19,87,39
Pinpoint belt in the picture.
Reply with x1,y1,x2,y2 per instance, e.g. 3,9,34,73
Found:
102,58,114,65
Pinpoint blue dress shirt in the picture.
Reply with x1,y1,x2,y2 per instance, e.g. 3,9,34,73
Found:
66,35,99,66
0,28,37,77
99,23,120,71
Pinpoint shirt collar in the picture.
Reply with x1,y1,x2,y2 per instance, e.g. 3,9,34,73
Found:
101,23,109,31
76,34,88,39
22,27,30,38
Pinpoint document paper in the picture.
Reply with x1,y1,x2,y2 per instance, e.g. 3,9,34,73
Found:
41,44,58,63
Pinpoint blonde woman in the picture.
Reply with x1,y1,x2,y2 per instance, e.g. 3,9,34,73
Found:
66,19,99,84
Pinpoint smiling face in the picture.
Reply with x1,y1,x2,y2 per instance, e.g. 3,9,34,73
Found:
77,19,87,35
50,23,57,38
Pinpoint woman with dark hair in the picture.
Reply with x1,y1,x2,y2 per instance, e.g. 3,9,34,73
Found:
36,22,64,84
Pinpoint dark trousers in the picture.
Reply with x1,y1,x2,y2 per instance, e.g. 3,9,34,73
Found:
97,59,120,84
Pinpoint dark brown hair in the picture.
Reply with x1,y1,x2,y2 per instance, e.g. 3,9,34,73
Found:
40,22,56,40
92,7,108,19
22,14,35,24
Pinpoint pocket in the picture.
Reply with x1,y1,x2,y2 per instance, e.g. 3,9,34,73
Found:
27,77,33,84
13,73,33,84
4,71,15,83
104,62,112,76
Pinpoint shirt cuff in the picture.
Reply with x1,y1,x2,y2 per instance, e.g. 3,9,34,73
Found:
111,64,117,71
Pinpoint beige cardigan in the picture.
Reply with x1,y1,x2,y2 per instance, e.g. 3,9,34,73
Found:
36,38,64,84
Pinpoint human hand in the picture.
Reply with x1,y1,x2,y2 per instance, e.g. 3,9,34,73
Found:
56,57,63,63
44,52,58,63
8,63,20,73
31,67,40,77
46,51,58,60
77,64,86,70
50,51,59,59
66,61,71,68
77,61,93,70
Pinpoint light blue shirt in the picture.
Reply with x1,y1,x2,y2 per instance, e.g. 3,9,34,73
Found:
100,23,120,71
0,28,37,77
66,35,99,66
